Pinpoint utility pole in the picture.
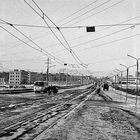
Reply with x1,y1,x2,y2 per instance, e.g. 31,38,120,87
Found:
120,64,136,101
116,69,123,90
127,54,140,106
46,58,49,86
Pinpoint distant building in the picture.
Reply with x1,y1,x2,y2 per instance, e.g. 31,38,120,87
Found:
9,69,28,85
20,70,29,84
9,69,21,85
0,72,9,83
0,78,5,85
28,71,38,84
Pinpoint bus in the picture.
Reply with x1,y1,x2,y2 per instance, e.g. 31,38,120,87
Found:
34,81,47,93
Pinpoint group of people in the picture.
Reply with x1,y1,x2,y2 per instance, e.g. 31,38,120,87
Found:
94,81,109,95
47,85,58,95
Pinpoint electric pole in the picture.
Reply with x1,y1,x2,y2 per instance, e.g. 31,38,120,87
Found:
46,58,49,86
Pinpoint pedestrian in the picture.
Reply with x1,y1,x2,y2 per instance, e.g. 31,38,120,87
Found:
47,85,51,95
95,84,101,95
52,85,58,94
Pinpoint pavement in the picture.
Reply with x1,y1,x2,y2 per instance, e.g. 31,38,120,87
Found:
35,87,140,140
104,87,140,114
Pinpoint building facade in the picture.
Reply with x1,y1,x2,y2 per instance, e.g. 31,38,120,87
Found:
9,69,21,85
0,78,5,85
20,70,29,84
9,69,39,85
28,71,38,84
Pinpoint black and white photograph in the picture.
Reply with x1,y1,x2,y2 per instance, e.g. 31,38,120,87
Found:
0,0,140,139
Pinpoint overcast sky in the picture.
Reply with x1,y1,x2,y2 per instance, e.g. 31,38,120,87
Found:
0,0,140,77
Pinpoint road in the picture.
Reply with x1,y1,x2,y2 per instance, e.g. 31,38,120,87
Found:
0,85,140,140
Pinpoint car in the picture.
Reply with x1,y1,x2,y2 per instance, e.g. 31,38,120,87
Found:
103,83,109,91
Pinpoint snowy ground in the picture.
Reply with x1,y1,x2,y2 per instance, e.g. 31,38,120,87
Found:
1,85,140,140
35,88,140,140
104,87,140,114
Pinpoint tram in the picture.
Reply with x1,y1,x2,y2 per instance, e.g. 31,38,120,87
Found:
34,81,58,94
34,81,47,93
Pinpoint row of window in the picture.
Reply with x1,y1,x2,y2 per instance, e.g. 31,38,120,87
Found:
10,81,20,84
10,72,20,75
10,75,20,78
10,79,20,81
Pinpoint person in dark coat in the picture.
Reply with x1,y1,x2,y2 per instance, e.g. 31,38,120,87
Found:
52,86,58,94
47,85,51,95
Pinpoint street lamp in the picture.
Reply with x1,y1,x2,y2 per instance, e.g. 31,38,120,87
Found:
113,70,120,88
115,69,124,90
127,54,140,105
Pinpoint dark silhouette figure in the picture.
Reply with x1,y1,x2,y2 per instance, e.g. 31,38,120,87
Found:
47,85,51,95
52,86,58,94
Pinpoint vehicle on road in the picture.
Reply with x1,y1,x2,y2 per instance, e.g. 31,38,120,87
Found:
34,81,47,93
34,81,58,94
103,83,109,91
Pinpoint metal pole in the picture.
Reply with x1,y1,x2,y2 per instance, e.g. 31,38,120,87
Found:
120,71,122,90
136,60,138,105
126,68,128,101
127,54,140,106
46,58,49,86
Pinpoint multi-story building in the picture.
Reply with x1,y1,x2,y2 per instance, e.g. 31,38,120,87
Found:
28,71,38,84
9,69,39,85
9,69,21,85
0,78,5,85
20,70,29,84
0,72,9,83
9,69,29,85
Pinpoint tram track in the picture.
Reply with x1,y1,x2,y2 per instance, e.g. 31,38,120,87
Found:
0,85,96,140
0,88,87,128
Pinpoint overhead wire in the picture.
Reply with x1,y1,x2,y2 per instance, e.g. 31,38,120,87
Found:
0,0,126,61
0,0,129,60
80,33,140,51
0,0,133,56
68,0,125,26
2,0,133,74
53,24,138,55
2,14,140,57
0,22,64,65
31,0,86,67
24,0,71,52
60,0,111,26
0,21,140,29
24,0,87,69
72,26,136,49
57,0,100,24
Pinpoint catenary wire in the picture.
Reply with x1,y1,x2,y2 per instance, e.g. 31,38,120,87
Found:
56,0,100,24
60,0,111,26
0,21,140,29
31,0,86,67
24,0,71,52
2,14,140,56
68,0,125,26
54,24,138,54
25,0,87,69
0,19,70,65
0,0,126,58
80,34,140,51
0,24,64,65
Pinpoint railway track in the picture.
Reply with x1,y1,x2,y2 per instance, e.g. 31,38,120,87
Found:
0,88,88,128
0,85,96,140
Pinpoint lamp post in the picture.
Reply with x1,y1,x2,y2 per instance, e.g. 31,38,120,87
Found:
127,54,140,105
113,70,120,89
115,69,123,90
120,64,136,92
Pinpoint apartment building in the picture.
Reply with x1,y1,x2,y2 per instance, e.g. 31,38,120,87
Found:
9,69,21,85
9,69,39,85
0,78,5,85
28,71,38,84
